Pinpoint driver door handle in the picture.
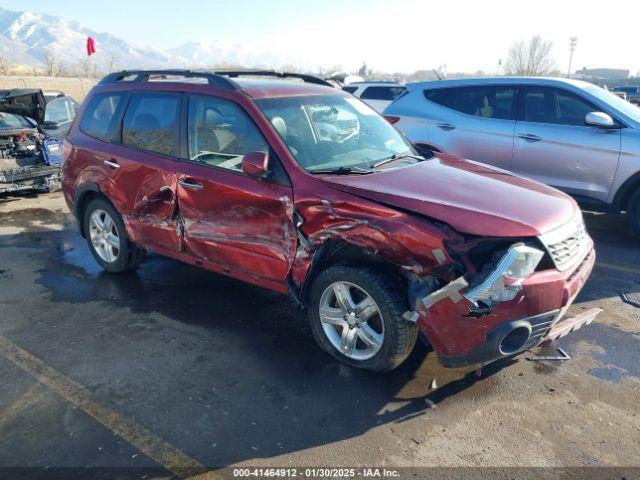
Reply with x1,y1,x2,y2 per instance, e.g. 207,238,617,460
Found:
178,178,204,191
103,159,120,169
436,122,456,130
517,133,542,142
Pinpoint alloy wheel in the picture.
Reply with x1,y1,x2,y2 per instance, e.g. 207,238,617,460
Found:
89,209,120,263
318,281,385,361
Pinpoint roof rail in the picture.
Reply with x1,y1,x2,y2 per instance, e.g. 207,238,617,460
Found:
213,70,334,87
98,69,334,89
98,70,239,90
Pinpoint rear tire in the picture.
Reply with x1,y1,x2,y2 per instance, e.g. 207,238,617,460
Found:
83,198,145,273
626,188,640,238
308,265,418,372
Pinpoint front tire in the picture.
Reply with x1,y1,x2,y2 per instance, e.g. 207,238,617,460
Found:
627,188,640,238
83,198,145,273
308,265,418,372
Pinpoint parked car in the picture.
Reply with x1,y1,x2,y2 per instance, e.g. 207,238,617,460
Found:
342,81,406,112
0,88,63,194
612,86,640,105
42,91,80,139
384,77,640,236
62,70,599,372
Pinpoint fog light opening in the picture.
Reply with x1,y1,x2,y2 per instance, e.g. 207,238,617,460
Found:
499,326,531,355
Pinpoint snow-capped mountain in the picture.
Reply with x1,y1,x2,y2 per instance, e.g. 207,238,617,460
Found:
0,6,287,72
167,40,289,69
0,7,174,70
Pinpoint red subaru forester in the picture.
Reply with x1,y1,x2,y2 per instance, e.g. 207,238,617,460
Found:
62,70,600,372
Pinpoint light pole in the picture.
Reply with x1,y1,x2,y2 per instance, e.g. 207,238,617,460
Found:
568,37,577,77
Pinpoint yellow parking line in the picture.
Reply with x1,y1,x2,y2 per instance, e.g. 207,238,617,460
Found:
0,384,42,427
595,261,640,275
0,334,220,480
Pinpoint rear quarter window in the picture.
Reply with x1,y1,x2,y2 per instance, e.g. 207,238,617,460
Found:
342,86,358,94
79,92,127,142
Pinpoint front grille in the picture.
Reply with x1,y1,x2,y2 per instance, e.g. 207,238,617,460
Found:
547,226,587,268
538,212,588,271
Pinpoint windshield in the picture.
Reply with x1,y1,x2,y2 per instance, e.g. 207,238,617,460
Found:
0,112,33,129
582,83,640,123
255,94,417,172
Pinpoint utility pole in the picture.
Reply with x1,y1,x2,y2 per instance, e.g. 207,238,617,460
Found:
568,37,577,77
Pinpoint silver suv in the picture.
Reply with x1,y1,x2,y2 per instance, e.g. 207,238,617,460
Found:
384,78,640,236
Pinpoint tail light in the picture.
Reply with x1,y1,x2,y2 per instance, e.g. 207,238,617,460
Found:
384,115,400,125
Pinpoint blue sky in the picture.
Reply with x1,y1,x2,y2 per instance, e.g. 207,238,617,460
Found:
2,0,379,49
3,0,640,74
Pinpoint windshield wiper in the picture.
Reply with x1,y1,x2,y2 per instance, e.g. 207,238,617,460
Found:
308,165,373,175
372,153,426,169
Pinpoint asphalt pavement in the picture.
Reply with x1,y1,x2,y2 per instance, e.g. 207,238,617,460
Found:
0,192,638,479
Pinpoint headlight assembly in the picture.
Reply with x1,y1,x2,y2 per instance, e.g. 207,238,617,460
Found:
463,243,544,307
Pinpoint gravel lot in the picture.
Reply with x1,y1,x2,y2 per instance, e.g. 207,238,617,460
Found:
0,192,638,478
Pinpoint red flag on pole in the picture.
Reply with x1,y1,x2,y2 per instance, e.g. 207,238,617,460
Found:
86,37,96,56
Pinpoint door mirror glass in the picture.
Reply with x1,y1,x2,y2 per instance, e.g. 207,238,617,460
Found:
241,151,269,178
585,111,616,128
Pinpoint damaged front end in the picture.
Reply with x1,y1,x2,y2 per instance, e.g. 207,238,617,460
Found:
463,243,545,311
0,89,62,194
401,212,600,368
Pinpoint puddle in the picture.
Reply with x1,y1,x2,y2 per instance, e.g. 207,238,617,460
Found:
587,367,626,383
562,322,640,382
23,228,527,412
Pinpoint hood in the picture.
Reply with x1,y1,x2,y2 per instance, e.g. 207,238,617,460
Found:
0,89,46,126
322,154,577,237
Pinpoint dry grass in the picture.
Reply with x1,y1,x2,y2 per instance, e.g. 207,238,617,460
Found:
0,75,97,101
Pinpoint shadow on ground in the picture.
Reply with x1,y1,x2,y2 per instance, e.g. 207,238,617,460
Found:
0,206,634,468
0,211,517,467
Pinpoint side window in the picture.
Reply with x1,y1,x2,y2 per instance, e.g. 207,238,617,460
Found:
360,86,406,101
555,89,598,126
122,93,180,156
342,86,358,94
45,97,73,124
522,88,550,123
424,88,456,109
452,86,516,119
79,92,127,142
187,95,269,173
522,87,597,126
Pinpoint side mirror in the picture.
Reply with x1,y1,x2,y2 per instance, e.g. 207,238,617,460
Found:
42,120,61,129
241,151,269,178
585,111,616,128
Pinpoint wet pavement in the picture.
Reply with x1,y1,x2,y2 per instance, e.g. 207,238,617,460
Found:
0,192,639,477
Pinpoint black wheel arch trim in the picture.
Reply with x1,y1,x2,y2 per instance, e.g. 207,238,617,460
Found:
73,183,104,237
612,169,640,212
